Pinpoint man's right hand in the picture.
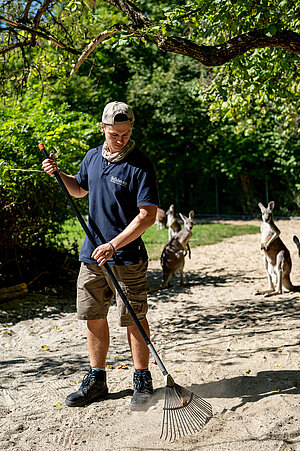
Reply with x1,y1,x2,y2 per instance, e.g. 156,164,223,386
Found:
41,154,88,199
42,153,59,176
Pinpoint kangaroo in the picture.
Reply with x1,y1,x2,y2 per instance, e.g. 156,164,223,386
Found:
155,208,167,230
166,204,181,241
179,210,194,259
293,235,300,257
160,210,194,288
256,201,300,295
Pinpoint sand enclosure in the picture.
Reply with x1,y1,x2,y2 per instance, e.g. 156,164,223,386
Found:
1,219,300,450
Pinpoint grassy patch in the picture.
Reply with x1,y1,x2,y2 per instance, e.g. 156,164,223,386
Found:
143,223,259,260
56,219,259,261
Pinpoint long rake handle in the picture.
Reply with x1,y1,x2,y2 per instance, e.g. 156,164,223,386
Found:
39,143,168,377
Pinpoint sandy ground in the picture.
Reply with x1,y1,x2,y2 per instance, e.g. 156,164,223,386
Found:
1,219,300,451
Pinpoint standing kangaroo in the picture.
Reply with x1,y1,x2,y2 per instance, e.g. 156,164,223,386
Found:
160,210,194,288
257,201,300,295
179,210,194,258
166,204,181,241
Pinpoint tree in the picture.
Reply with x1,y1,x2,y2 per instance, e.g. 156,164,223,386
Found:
1,1,299,127
1,1,299,215
1,2,299,217
2,1,300,67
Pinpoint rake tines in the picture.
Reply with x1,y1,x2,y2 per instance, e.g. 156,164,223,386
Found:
160,377,213,441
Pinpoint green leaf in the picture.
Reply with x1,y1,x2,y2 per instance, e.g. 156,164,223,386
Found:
268,24,278,36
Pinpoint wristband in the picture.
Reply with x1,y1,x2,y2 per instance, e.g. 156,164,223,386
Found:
108,242,116,254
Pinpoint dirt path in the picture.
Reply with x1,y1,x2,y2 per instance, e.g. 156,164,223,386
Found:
1,220,300,450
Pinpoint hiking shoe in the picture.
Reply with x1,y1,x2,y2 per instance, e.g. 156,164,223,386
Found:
65,368,108,407
130,369,154,411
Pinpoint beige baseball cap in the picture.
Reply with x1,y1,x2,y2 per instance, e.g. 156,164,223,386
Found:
101,101,135,125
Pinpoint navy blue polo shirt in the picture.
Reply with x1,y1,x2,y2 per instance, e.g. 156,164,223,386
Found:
75,144,159,266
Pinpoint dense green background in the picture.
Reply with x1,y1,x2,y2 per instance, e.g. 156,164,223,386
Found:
1,0,299,287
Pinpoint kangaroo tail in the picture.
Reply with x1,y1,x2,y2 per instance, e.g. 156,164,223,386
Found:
283,277,300,292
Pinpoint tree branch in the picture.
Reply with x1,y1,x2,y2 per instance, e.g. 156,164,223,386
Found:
102,0,151,28
1,0,300,75
69,25,300,74
32,0,53,29
101,0,300,66
0,41,31,56
0,15,80,55
156,29,300,66
70,29,120,76
22,0,34,23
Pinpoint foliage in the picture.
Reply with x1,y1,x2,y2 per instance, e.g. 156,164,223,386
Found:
52,218,86,255
1,0,300,130
1,32,299,263
122,48,299,215
0,96,98,256
125,53,212,210
152,1,300,123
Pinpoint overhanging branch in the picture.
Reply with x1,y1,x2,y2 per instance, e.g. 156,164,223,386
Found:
156,29,300,66
1,1,300,75
102,0,300,65
0,41,31,56
70,29,120,76
70,26,300,74
0,15,80,55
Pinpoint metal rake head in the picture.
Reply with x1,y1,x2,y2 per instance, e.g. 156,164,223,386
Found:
160,382,213,441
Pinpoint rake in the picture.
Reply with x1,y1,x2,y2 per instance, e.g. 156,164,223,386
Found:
39,143,213,441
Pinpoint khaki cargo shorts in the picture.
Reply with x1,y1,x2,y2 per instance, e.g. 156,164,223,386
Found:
76,260,149,327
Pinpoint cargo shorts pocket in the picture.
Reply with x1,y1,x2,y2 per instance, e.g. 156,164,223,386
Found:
76,263,113,320
113,260,149,327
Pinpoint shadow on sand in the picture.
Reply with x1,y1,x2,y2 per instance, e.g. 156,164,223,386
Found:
191,369,300,412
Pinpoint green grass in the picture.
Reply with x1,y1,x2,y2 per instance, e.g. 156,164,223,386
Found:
143,223,259,260
55,219,259,261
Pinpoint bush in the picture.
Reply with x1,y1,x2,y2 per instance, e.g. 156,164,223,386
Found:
0,97,99,284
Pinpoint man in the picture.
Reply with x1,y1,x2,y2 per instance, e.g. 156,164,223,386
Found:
42,101,158,410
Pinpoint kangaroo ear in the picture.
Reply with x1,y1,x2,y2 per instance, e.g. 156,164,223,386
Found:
258,202,265,212
268,201,275,211
189,210,194,219
293,235,300,245
179,212,186,222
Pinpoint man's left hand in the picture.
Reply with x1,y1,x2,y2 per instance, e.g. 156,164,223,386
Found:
91,243,114,266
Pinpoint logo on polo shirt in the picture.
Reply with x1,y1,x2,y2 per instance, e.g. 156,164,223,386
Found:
110,175,128,187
